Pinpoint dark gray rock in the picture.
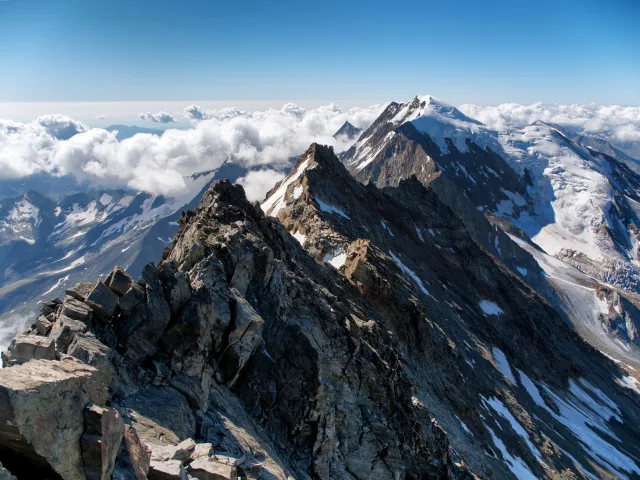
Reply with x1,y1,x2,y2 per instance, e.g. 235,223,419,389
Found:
85,281,120,323
119,282,146,315
108,267,135,297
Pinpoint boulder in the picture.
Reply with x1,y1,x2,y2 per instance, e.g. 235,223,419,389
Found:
50,314,88,353
112,425,151,480
188,458,237,480
85,281,120,323
66,282,95,302
4,335,55,365
0,358,108,480
108,267,135,297
67,333,116,387
119,283,146,316
149,459,187,480
34,315,53,335
148,438,195,462
61,296,93,322
124,264,171,363
160,262,191,314
81,404,124,480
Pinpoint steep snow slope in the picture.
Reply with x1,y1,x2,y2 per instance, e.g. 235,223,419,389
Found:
498,121,640,293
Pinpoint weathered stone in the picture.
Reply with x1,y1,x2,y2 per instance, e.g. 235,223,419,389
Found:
188,458,236,480
118,282,146,315
5,335,55,364
148,438,195,463
66,282,95,302
216,290,264,385
108,267,135,296
0,359,108,480
113,424,151,480
50,314,88,353
149,459,187,480
34,315,53,335
124,264,171,363
161,262,191,314
118,385,195,447
85,281,120,323
81,404,124,480
61,296,93,322
67,333,116,387
190,443,213,460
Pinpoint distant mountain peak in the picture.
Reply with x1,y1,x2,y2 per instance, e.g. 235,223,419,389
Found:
333,121,362,140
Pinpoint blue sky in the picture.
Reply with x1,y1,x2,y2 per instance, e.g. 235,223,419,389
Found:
0,0,638,105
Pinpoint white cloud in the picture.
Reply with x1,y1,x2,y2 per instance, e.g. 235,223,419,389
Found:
95,114,108,120
236,169,286,202
139,111,177,123
0,102,385,195
458,103,640,157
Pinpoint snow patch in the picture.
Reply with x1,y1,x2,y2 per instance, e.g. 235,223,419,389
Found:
492,347,516,383
389,251,432,298
480,300,503,316
315,198,350,219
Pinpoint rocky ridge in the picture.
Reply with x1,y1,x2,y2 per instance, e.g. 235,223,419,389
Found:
1,144,640,479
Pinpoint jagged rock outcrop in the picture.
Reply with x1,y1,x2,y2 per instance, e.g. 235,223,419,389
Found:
0,143,639,480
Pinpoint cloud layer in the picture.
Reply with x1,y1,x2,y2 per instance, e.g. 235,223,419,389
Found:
0,103,385,196
459,103,640,156
139,111,177,123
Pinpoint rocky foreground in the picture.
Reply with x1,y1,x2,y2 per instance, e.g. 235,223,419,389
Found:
0,144,639,479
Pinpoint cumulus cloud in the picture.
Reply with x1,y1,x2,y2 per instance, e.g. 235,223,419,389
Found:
139,111,177,123
458,103,640,157
0,102,385,195
95,114,108,120
236,169,286,202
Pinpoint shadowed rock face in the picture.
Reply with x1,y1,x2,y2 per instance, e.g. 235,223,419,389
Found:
0,144,640,480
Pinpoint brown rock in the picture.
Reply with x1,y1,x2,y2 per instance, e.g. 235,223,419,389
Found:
66,282,96,302
4,335,55,364
81,404,124,480
188,458,236,480
0,358,108,480
113,425,151,480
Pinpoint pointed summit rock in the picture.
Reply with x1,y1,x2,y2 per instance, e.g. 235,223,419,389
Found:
333,120,362,141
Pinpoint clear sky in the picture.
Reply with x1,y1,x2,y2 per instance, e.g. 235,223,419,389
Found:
0,0,638,105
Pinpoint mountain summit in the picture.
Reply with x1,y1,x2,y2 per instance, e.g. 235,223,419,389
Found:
332,120,362,141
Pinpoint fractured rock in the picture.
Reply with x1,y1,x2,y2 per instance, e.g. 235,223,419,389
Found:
4,334,55,365
0,359,108,480
188,457,237,480
81,404,124,480
50,314,88,353
34,315,53,335
66,282,95,303
61,296,93,322
112,424,151,480
149,459,187,480
108,267,135,297
85,281,120,323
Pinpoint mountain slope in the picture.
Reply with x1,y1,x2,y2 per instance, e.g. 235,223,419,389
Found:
498,121,640,293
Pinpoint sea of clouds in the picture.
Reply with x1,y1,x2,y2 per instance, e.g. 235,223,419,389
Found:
0,103,385,198
459,103,640,157
2,99,640,202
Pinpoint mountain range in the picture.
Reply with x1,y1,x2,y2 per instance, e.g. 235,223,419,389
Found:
0,96,640,479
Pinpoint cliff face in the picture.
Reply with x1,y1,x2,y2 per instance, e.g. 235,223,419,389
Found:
1,144,640,480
